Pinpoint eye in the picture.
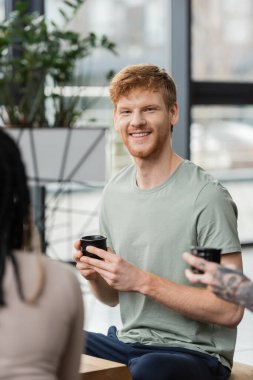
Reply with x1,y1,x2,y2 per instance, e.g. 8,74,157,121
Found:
144,107,156,112
120,110,131,115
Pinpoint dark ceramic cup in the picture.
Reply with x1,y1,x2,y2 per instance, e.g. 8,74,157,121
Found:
80,235,107,260
190,246,221,274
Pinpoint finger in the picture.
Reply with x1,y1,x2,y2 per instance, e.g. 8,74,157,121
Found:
185,269,206,284
73,249,83,262
92,266,117,285
183,252,196,264
75,261,94,271
182,252,207,271
80,268,96,276
80,253,114,272
85,246,115,262
74,240,81,250
185,268,201,284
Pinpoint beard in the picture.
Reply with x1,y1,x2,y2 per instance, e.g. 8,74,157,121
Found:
124,134,170,160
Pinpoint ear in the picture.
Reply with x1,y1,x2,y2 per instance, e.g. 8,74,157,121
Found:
169,103,179,125
113,107,120,131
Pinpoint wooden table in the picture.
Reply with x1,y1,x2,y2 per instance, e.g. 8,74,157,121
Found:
80,355,253,380
229,361,253,380
79,354,132,380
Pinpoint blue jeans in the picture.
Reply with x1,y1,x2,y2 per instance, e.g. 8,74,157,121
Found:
84,326,231,380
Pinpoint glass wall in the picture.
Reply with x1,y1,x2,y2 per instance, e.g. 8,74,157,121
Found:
46,0,169,85
191,107,253,244
191,106,253,173
191,0,253,244
44,0,170,95
192,0,253,82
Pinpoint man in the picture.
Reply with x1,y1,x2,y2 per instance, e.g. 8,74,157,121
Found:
183,252,253,312
74,64,244,380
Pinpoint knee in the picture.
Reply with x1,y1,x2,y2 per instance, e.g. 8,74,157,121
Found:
129,355,151,380
129,354,168,380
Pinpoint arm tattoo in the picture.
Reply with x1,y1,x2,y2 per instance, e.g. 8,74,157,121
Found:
212,267,253,312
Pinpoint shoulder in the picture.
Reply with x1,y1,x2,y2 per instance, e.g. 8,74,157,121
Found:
43,256,82,298
196,176,235,209
179,161,237,217
183,161,234,202
43,256,83,314
43,256,80,284
180,160,217,188
14,252,83,311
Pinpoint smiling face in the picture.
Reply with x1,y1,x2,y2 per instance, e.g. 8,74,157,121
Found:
114,88,178,160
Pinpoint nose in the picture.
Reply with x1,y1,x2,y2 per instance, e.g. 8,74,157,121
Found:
130,110,146,127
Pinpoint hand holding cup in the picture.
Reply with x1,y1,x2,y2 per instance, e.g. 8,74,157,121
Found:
80,235,107,260
190,246,221,274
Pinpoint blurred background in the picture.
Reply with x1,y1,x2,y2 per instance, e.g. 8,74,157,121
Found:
0,0,252,366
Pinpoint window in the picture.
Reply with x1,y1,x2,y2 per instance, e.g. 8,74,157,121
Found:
45,0,169,86
191,0,253,245
191,106,253,173
192,0,253,82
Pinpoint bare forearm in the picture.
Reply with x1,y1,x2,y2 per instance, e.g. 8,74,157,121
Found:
138,271,243,327
212,267,253,312
88,276,119,307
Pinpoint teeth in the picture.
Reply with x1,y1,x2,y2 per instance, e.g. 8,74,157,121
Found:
131,132,149,137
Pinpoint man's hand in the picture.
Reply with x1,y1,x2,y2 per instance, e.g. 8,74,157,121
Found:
73,241,121,306
79,245,146,292
183,251,221,287
73,240,99,281
183,251,249,306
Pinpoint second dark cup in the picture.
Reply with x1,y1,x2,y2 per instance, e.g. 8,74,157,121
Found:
80,235,107,260
190,246,221,274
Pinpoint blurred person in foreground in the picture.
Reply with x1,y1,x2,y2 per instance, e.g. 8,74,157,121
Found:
183,252,253,312
0,129,84,380
74,64,244,380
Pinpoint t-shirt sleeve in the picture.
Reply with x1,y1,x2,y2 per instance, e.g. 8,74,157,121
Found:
194,182,241,254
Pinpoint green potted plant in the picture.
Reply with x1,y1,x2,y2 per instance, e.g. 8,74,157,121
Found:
0,0,116,128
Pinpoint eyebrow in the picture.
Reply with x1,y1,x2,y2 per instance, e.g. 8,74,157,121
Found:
118,103,160,110
143,104,160,108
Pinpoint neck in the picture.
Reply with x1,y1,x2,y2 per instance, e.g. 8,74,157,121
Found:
135,150,183,189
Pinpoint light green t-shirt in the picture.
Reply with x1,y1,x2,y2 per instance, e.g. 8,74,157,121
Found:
100,160,241,369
